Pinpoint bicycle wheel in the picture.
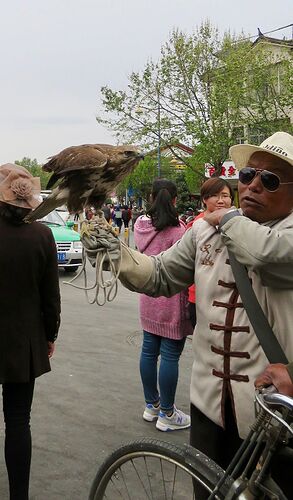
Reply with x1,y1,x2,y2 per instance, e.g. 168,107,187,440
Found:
89,438,232,499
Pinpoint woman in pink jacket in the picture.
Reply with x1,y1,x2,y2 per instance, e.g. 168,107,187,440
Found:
134,179,193,431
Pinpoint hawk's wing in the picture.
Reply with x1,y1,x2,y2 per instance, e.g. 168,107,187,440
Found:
25,143,143,222
45,145,108,189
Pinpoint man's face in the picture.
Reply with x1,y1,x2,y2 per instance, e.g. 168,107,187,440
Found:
238,152,293,223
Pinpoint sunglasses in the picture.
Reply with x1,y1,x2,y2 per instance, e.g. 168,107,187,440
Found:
239,167,293,192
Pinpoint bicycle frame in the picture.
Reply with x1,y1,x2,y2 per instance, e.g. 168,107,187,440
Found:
209,389,293,499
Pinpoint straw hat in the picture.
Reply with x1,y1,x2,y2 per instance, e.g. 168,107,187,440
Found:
229,132,293,169
0,163,41,209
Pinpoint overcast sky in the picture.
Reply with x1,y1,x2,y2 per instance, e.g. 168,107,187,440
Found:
0,0,292,164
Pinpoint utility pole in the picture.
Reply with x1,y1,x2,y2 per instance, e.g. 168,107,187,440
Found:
157,98,161,177
157,85,161,177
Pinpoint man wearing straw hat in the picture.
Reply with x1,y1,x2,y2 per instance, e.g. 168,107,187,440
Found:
95,131,293,493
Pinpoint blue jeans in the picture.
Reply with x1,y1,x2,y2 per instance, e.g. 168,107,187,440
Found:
140,330,186,412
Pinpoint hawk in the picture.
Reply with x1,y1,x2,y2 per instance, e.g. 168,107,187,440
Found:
25,143,143,222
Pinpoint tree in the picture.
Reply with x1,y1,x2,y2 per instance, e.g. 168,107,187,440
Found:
97,21,292,175
116,156,158,203
15,157,50,189
172,171,194,214
116,154,200,214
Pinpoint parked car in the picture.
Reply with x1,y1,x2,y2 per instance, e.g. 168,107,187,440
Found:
56,205,70,222
38,210,83,272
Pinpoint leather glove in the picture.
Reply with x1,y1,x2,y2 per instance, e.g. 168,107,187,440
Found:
81,214,120,267
81,211,153,290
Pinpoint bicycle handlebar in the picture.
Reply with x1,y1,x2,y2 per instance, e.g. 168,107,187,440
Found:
263,392,293,412
255,387,293,436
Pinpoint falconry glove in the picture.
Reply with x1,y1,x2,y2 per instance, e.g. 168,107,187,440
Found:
82,211,153,289
81,212,121,268
68,211,153,306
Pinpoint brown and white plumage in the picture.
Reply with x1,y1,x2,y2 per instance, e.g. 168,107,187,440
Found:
25,144,143,222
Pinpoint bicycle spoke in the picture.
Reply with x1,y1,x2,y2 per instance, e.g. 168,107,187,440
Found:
144,456,154,499
170,464,177,499
160,458,168,499
130,458,152,499
90,439,229,499
112,468,131,499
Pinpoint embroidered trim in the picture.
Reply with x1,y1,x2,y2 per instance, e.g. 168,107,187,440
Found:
217,280,237,289
210,323,250,333
212,300,243,309
212,284,250,423
211,345,250,359
213,369,249,382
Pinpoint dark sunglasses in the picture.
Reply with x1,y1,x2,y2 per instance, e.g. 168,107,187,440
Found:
239,167,293,192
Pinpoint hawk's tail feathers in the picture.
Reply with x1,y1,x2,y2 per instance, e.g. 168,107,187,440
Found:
46,173,60,190
24,197,61,223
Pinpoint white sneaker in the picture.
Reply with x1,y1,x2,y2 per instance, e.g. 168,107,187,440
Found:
143,403,160,422
156,407,191,431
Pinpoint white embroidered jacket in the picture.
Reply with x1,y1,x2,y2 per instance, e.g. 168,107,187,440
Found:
119,212,293,437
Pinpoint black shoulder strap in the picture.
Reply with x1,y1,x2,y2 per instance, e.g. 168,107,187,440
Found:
228,250,288,364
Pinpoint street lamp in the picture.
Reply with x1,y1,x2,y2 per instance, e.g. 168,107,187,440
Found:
157,97,161,177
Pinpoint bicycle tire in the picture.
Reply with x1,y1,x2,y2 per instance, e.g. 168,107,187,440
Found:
89,437,233,499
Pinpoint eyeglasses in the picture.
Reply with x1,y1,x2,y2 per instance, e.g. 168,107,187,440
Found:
208,193,231,200
239,167,293,192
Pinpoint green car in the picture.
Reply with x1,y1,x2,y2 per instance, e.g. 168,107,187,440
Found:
39,210,83,272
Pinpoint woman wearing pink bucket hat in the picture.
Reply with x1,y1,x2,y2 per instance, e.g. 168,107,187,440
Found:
0,163,61,499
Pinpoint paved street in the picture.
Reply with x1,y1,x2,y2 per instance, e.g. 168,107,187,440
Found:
0,249,193,499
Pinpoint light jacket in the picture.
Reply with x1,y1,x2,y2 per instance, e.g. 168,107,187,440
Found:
134,216,193,339
124,211,293,437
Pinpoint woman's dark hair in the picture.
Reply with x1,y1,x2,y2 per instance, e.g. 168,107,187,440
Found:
147,178,179,231
0,202,30,225
200,178,234,207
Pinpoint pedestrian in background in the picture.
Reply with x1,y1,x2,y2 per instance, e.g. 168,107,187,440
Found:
101,203,111,223
134,178,193,431
113,205,123,233
0,164,61,500
131,205,140,230
122,204,132,229
85,207,94,220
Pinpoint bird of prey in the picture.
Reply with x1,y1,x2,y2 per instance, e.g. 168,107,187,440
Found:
25,144,143,222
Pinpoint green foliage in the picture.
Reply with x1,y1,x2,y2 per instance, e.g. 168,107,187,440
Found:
97,21,293,174
15,157,51,189
116,156,175,203
183,164,203,194
172,172,193,214
116,155,199,213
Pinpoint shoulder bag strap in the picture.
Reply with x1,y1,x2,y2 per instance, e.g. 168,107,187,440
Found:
228,250,288,364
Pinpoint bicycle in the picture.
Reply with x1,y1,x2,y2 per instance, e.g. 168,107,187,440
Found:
88,388,293,499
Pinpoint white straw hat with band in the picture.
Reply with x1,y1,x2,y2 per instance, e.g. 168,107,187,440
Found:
229,132,293,169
